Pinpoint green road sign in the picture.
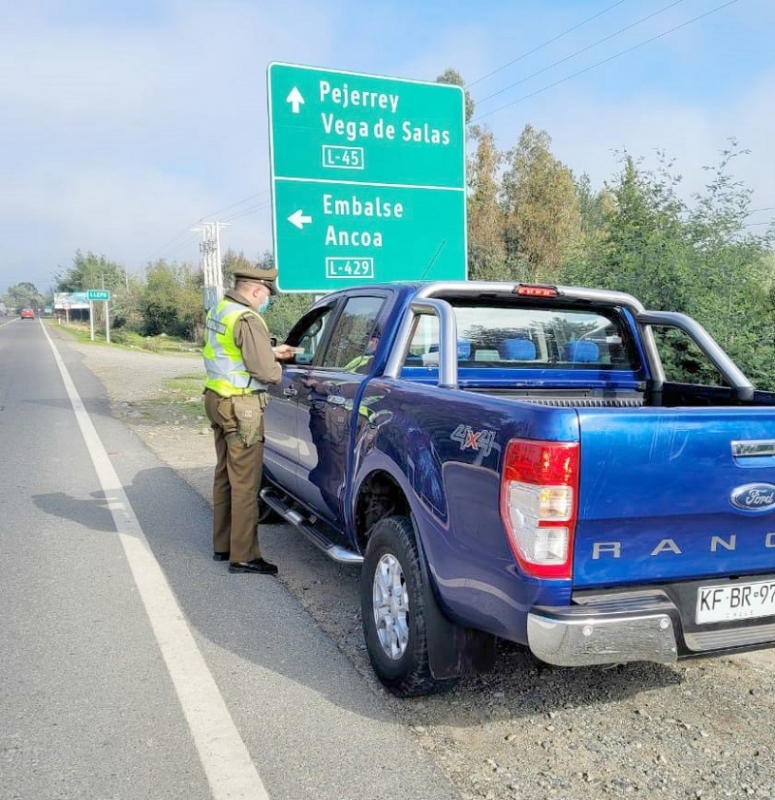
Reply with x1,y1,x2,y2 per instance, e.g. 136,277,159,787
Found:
87,289,111,301
267,63,467,292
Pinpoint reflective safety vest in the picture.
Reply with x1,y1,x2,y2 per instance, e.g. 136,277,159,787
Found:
203,299,270,397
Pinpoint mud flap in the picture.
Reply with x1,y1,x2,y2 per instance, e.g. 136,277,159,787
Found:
413,521,496,680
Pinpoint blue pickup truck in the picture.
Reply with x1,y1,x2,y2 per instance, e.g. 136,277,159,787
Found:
261,280,775,696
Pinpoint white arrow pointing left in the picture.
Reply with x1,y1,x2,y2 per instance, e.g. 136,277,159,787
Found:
288,210,312,229
286,87,305,113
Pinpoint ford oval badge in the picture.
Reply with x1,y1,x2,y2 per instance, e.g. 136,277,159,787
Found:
730,483,775,512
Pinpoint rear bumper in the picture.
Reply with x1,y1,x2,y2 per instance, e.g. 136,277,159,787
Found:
528,594,679,667
528,579,775,667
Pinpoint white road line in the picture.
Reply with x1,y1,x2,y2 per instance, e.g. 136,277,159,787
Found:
42,326,270,800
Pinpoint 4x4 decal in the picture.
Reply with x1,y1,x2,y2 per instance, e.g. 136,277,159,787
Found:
451,424,496,456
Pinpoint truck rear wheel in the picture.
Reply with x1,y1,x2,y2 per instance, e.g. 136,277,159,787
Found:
361,515,445,697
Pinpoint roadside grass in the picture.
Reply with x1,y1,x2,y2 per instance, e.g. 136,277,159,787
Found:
50,320,201,355
47,319,208,429
162,374,206,415
124,374,207,428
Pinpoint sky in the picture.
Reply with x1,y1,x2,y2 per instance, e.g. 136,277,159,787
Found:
2,0,774,294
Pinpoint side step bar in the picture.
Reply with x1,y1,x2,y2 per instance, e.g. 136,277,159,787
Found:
260,487,364,565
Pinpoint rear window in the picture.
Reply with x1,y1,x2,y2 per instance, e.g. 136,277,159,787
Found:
404,303,639,370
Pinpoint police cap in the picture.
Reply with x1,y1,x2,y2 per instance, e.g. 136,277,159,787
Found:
233,266,278,294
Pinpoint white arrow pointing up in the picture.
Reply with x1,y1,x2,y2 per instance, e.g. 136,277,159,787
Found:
286,87,305,113
288,209,312,229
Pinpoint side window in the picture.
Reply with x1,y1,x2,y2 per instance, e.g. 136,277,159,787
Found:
405,314,440,366
286,306,336,365
320,296,385,370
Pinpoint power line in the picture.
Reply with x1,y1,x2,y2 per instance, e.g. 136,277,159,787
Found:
222,201,270,222
199,190,270,221
146,196,271,269
163,233,202,261
468,0,631,88
475,0,688,106
474,0,740,122
222,200,272,224
138,189,270,265
140,226,198,265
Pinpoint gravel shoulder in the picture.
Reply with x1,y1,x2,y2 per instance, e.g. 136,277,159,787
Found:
64,330,775,800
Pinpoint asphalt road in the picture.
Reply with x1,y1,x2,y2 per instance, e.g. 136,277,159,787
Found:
0,316,460,800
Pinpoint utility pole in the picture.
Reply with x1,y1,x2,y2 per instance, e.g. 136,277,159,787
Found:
192,221,229,310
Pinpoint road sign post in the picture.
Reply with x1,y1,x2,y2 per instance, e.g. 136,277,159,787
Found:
267,63,467,292
87,290,111,343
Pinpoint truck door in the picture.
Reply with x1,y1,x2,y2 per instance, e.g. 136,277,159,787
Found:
264,302,339,496
292,294,388,526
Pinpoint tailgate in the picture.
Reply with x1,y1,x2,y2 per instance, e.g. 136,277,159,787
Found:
573,407,775,588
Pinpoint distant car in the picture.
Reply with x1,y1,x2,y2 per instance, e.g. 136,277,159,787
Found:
20,309,34,319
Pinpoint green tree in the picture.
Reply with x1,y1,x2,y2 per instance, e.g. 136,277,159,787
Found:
264,293,315,341
435,68,474,125
55,251,125,294
109,273,146,332
575,174,612,240
466,125,509,280
568,152,699,313
561,174,616,285
569,145,775,388
684,144,775,387
140,259,203,340
3,282,44,312
501,125,582,282
256,251,275,270
221,249,256,285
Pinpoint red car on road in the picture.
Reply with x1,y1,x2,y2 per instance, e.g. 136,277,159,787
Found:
20,309,35,319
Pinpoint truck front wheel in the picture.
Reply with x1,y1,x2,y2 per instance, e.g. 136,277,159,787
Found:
361,515,442,697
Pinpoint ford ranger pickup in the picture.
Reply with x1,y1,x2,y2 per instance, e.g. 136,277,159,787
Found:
260,281,775,696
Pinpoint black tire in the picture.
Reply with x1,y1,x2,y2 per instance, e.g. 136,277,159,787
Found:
360,515,443,697
257,496,278,523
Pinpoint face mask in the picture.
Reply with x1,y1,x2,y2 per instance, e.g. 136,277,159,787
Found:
258,298,270,313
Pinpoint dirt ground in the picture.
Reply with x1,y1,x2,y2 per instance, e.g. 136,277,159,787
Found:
65,332,775,800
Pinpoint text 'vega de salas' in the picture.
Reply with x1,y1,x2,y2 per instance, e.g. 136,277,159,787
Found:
318,80,452,146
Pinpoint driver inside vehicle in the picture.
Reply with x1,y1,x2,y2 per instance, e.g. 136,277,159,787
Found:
343,330,380,373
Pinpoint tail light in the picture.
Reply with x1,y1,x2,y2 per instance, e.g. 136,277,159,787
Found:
515,284,559,298
499,439,579,579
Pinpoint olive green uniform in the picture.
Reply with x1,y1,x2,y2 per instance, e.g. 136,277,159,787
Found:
204,288,282,564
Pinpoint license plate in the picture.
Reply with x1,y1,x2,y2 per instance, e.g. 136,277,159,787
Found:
696,579,775,624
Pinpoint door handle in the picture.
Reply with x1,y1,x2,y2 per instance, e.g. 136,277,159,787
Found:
283,387,298,397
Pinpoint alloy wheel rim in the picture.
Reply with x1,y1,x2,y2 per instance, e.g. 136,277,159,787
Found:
372,553,410,660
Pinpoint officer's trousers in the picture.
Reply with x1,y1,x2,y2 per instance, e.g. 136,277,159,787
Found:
204,389,264,564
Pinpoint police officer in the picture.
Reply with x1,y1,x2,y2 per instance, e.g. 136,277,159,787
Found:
202,267,294,574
